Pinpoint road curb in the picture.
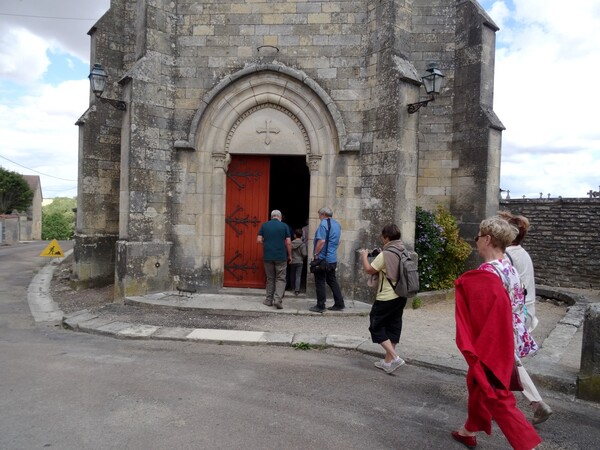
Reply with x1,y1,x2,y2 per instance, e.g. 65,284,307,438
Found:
26,251,71,323
62,308,387,355
34,257,592,395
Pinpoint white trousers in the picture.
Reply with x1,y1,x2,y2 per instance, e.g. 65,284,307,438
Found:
517,363,543,403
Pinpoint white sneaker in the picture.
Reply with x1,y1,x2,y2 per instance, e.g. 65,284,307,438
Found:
374,357,405,373
384,357,406,374
374,359,388,370
532,401,553,425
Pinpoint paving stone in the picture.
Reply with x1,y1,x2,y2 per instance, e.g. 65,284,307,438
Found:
62,311,100,329
186,328,265,344
325,334,366,350
262,331,294,345
96,321,134,334
117,324,161,338
357,341,385,357
292,333,327,346
77,317,120,332
153,327,195,340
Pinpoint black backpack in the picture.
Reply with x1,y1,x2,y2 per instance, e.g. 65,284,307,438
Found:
383,247,420,298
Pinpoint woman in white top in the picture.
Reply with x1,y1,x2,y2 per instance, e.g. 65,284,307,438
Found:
500,212,538,331
499,211,552,426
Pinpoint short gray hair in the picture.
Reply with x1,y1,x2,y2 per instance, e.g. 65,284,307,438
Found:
318,207,333,217
479,216,518,251
271,209,282,219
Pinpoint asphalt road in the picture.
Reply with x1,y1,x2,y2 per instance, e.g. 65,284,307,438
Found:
1,241,599,450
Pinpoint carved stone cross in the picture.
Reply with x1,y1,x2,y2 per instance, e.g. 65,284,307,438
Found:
256,120,280,145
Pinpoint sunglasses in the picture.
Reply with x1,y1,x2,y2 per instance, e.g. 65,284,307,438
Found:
474,235,488,242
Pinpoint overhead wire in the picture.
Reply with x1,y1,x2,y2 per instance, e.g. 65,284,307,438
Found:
0,154,77,182
0,12,99,21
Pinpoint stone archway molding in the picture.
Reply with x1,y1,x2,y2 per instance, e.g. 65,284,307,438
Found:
174,62,359,153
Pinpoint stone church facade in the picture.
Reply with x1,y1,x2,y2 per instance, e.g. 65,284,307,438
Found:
75,0,504,300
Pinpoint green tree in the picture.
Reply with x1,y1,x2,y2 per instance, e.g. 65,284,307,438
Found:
41,197,76,240
43,197,76,219
42,213,74,240
0,167,33,214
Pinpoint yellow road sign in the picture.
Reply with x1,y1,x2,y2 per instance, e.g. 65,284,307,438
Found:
40,239,64,257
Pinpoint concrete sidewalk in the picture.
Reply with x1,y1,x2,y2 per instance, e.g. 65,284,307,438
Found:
30,251,598,396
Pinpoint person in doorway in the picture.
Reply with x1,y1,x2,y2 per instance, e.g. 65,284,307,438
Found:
358,223,407,374
257,210,292,309
290,229,307,295
499,211,553,425
309,207,345,312
281,214,295,291
301,220,309,244
452,216,542,450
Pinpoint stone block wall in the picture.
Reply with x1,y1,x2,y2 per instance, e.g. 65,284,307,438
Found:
73,0,129,287
173,0,371,146
579,303,600,402
500,198,600,289
412,0,456,212
0,215,21,244
75,0,502,297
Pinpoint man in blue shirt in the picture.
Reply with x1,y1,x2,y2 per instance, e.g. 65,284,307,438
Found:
257,210,292,309
309,207,345,312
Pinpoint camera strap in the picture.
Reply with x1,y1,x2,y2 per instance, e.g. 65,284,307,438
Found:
322,218,331,260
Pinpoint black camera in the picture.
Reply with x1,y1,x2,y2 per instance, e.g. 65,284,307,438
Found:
367,248,381,258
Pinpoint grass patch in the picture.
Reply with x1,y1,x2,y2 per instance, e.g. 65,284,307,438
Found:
292,342,313,350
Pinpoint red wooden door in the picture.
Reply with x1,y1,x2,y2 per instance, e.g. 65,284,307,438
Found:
224,155,270,288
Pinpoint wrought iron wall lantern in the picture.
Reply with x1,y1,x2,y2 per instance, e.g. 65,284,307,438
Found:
88,63,127,111
407,62,445,114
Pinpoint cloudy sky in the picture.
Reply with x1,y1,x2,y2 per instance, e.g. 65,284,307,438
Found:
1,0,598,200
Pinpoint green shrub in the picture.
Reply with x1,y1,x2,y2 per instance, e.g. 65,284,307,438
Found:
415,207,445,291
415,206,472,291
434,205,472,289
41,197,76,240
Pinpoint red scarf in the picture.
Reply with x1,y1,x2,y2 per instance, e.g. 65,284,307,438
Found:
455,270,515,398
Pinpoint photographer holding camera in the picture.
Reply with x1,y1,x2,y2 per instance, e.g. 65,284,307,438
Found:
359,223,408,374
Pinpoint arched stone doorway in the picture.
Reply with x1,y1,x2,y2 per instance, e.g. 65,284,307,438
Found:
179,67,344,289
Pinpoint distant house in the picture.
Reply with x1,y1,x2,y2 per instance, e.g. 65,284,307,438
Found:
0,174,42,244
22,175,43,240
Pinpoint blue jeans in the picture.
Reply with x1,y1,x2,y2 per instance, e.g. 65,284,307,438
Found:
313,262,344,308
290,263,303,292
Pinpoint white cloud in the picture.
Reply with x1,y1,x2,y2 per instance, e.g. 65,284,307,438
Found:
0,1,109,198
487,1,510,30
0,79,88,195
0,0,110,60
0,27,50,84
489,0,600,197
1,0,598,200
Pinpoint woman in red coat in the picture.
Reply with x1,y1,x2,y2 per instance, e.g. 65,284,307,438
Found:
452,217,541,450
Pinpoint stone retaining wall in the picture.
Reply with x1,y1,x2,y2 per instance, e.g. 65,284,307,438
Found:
500,198,600,289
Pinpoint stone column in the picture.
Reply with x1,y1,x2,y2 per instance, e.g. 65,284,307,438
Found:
578,303,600,401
